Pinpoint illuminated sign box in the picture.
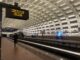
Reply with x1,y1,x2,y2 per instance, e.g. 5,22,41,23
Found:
6,8,29,20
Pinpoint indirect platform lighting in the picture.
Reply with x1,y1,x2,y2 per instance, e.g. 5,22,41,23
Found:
60,58,64,60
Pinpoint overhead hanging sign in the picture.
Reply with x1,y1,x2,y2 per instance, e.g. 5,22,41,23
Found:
6,8,29,20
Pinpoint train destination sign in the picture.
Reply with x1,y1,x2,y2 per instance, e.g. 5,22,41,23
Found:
6,8,29,20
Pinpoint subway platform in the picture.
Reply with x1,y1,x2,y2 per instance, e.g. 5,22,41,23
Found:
1,38,46,60
1,37,64,60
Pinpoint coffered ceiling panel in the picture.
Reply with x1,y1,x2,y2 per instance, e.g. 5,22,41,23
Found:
2,0,80,29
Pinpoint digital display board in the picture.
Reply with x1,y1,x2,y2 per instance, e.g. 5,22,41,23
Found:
6,8,29,20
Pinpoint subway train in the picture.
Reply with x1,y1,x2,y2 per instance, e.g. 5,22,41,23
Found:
2,31,24,39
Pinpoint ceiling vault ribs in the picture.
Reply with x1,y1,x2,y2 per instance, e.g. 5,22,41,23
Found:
2,0,80,29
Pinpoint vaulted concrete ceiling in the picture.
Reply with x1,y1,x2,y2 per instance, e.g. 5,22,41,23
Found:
2,0,80,29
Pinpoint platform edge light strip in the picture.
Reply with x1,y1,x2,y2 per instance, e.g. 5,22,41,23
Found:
20,40,80,56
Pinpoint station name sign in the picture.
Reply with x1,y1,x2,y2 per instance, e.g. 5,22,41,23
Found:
6,8,29,20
